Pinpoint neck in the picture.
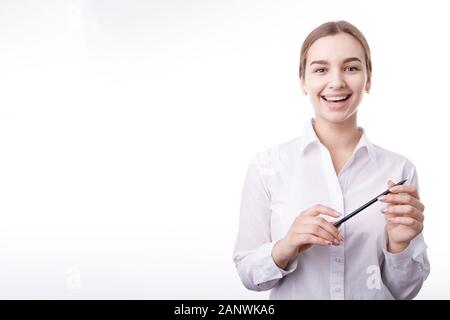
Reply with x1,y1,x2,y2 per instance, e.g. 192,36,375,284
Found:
312,115,361,153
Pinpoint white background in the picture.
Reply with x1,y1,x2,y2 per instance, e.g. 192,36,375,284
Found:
0,0,449,299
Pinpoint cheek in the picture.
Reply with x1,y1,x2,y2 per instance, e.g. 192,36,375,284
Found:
347,75,367,92
306,78,326,96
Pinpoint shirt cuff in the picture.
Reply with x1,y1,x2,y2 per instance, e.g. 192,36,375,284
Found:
382,231,428,267
253,241,298,285
383,241,415,270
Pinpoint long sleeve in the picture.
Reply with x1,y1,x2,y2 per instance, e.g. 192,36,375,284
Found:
232,154,297,292
381,160,431,299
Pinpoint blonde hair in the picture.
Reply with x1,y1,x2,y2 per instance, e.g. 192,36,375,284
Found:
299,21,372,81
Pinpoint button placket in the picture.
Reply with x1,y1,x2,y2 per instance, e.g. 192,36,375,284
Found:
318,144,346,299
329,197,345,300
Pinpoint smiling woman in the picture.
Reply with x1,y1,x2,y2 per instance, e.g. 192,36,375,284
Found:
232,20,430,300
300,32,371,123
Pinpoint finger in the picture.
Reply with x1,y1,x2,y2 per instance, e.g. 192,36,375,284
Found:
308,216,342,241
302,216,343,241
303,204,341,218
387,180,396,189
295,233,334,247
389,183,420,200
381,204,424,222
387,216,421,229
299,223,341,244
378,193,424,212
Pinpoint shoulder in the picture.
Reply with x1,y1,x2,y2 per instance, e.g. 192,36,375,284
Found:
250,136,302,175
371,143,417,173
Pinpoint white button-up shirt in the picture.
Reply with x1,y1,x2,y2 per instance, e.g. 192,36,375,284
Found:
232,118,430,299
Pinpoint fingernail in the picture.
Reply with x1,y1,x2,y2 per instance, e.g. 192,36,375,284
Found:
378,196,386,201
381,208,388,213
389,186,397,192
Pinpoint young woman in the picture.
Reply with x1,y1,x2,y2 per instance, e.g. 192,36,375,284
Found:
232,20,430,299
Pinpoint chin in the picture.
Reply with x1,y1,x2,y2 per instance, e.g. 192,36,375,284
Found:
316,110,356,123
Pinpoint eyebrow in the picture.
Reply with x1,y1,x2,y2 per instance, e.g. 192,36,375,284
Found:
309,57,362,66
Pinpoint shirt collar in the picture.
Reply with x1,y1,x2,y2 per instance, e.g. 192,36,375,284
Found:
299,118,378,168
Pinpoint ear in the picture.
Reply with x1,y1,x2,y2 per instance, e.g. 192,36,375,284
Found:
365,77,371,93
300,77,306,95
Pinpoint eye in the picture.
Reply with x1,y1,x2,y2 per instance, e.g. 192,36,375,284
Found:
314,68,327,74
345,66,359,72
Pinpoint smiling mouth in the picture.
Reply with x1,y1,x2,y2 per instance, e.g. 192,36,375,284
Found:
321,94,352,102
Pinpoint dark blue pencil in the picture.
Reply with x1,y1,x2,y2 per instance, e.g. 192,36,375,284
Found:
334,179,408,227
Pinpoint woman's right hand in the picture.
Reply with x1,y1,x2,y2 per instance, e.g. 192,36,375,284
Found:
272,204,343,269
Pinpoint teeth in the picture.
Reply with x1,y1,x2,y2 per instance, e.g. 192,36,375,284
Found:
323,95,349,101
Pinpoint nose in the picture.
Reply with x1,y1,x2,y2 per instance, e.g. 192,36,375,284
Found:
328,71,346,90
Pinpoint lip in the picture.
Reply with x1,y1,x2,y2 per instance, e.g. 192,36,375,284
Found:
321,93,353,98
320,94,352,110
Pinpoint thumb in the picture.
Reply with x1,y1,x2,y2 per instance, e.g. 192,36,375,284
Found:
387,179,396,188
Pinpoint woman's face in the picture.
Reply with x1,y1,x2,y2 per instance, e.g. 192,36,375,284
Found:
300,32,371,124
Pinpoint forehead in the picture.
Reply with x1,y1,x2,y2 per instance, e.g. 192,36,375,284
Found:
307,33,365,64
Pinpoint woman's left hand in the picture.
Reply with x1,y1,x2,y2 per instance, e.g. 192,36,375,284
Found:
378,180,425,253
